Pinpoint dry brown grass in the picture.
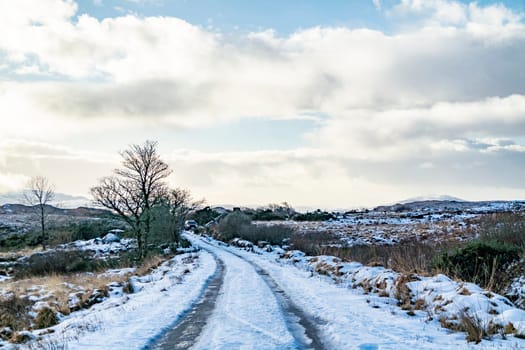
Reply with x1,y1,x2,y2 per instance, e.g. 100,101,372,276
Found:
413,298,427,310
0,294,32,332
0,260,152,344
437,311,503,343
2,270,134,321
394,274,416,309
135,255,166,276
460,313,487,343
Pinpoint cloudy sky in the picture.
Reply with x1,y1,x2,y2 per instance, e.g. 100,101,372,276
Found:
1,0,525,209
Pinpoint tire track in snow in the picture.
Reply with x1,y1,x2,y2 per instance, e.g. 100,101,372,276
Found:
147,254,225,350
252,266,326,350
191,235,327,350
225,248,327,350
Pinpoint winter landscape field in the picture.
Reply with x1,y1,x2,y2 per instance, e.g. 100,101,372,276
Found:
1,199,525,349
2,0,525,349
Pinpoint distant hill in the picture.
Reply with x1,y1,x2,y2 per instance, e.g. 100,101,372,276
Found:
0,203,114,218
0,192,92,209
374,199,525,213
398,195,465,204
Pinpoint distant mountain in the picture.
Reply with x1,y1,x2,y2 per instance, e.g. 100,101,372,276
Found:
398,195,465,204
0,192,93,209
0,202,114,218
374,198,525,213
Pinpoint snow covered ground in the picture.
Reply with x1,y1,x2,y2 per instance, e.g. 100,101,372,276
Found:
189,234,525,349
4,233,524,349
189,243,297,349
256,201,525,247
256,214,477,247
3,251,216,350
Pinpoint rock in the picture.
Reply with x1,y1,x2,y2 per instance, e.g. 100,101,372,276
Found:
0,327,13,341
257,241,269,248
102,233,121,244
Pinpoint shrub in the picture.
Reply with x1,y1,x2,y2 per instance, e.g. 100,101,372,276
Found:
15,250,105,278
217,212,252,241
215,212,295,245
0,295,32,331
179,238,192,248
48,219,128,245
10,331,32,344
459,312,499,343
290,231,339,256
340,242,448,274
291,234,445,275
191,207,221,225
479,213,525,247
251,209,285,221
433,240,521,289
293,210,335,221
35,307,58,329
0,234,28,250
238,224,295,245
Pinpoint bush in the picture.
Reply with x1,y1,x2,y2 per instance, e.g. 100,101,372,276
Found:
291,234,445,275
0,234,28,250
179,238,192,248
433,240,521,289
15,250,106,278
10,332,32,344
35,307,58,329
191,207,221,225
251,209,285,221
239,225,295,245
217,212,252,241
216,212,294,245
1,219,128,249
0,231,43,250
48,219,128,245
293,210,335,221
479,213,525,247
0,295,32,331
290,231,339,256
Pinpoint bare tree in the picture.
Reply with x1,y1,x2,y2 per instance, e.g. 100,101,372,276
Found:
164,188,203,243
90,176,143,243
91,141,172,258
24,176,55,250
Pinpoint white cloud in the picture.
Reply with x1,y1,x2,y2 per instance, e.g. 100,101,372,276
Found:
310,95,525,160
419,162,435,169
0,172,29,193
1,14,523,134
0,0,524,206
393,0,524,31
166,146,525,207
0,139,118,196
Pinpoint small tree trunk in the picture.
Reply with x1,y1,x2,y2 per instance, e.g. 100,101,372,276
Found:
40,204,46,251
144,208,151,258
136,225,143,259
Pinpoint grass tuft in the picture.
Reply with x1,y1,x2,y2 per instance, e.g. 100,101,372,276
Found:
35,307,59,329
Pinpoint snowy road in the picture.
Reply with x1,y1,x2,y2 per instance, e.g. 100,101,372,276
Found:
180,234,519,350
35,235,523,350
184,235,320,350
149,257,226,350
